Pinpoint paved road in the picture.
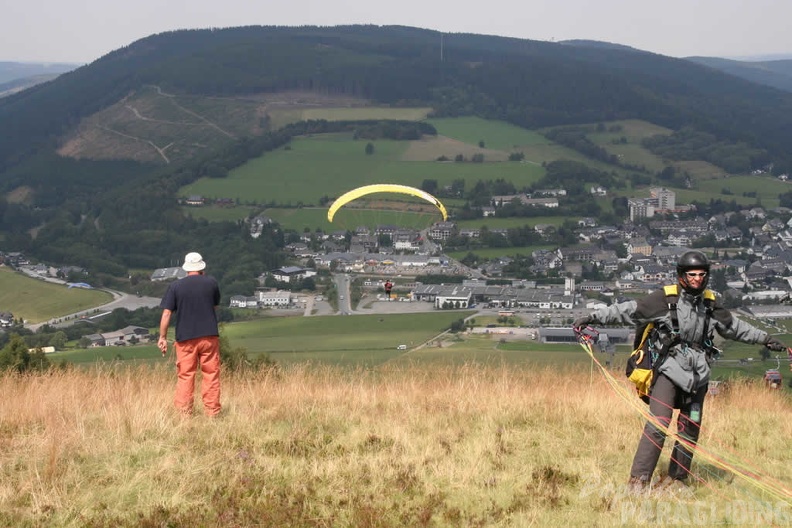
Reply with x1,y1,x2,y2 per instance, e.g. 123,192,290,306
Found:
335,274,353,315
26,287,161,331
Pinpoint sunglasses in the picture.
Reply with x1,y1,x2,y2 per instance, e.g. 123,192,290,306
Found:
685,272,707,278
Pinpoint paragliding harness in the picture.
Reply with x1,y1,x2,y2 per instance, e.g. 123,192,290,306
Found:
625,285,716,403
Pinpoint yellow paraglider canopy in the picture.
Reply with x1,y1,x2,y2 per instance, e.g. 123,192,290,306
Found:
327,184,448,223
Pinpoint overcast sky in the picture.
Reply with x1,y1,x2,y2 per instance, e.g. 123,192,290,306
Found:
2,0,790,64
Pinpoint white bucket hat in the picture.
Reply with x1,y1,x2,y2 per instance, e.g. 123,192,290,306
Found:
182,252,206,272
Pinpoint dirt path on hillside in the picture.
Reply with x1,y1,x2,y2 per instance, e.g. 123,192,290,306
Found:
95,124,173,163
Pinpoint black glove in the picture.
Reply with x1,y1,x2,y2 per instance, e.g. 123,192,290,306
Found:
765,336,788,352
573,315,592,330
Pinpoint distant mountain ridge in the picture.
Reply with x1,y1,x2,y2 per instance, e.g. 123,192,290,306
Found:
0,61,80,98
558,39,643,53
0,74,63,98
0,61,79,84
4,26,792,285
4,25,792,185
686,56,792,93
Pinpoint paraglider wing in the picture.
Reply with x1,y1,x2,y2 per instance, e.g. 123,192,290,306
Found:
327,184,448,223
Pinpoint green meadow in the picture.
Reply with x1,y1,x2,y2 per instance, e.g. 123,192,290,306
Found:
47,309,790,392
42,296,790,391
586,118,672,173
0,267,112,323
263,206,441,232
425,116,550,150
178,117,550,235
182,133,545,207
446,245,555,260
455,215,572,229
50,311,591,369
694,174,791,207
224,311,472,365
180,205,256,223
395,334,592,366
175,114,785,243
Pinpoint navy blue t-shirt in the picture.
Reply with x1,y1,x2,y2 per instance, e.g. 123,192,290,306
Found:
160,274,221,342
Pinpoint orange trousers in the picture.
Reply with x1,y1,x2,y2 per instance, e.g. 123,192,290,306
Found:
174,336,221,416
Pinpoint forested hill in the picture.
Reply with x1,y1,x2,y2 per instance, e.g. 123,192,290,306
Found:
4,24,792,177
5,25,792,289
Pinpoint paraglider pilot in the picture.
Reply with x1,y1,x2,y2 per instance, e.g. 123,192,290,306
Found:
573,251,789,491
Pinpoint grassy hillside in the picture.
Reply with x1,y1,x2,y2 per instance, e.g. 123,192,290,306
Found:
178,114,792,236
181,131,546,207
1,364,788,526
425,116,550,150
223,311,472,366
0,266,112,323
48,308,789,391
58,86,434,164
585,119,672,173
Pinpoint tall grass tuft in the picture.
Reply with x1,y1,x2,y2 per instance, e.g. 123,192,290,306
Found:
0,363,789,526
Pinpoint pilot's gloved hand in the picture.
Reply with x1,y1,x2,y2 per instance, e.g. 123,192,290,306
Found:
573,315,592,330
765,336,788,352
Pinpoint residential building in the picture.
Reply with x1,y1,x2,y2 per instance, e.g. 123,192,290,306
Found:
259,291,291,307
270,266,317,283
428,221,456,241
650,187,676,211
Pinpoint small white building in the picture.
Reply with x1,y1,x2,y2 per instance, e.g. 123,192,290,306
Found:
435,286,473,309
230,295,258,308
259,290,291,307
270,266,317,283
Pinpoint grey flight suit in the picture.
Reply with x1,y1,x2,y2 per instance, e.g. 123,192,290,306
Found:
588,285,769,482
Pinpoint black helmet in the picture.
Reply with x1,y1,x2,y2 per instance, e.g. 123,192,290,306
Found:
676,250,710,294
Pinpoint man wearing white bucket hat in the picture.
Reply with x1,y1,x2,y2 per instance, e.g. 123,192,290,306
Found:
158,251,222,416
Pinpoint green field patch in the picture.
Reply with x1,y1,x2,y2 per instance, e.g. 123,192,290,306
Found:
181,205,256,222
587,119,671,142
362,159,544,190
675,160,729,180
264,207,332,231
264,206,441,232
613,119,673,139
674,189,759,207
426,117,550,151
395,334,591,366
519,143,622,173
223,311,471,364
0,267,112,323
696,174,790,204
401,134,515,162
456,216,571,230
181,133,546,211
182,135,410,205
446,245,554,260
609,183,763,209
600,143,667,173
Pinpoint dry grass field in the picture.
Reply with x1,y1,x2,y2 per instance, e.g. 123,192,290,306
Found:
1,364,790,527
